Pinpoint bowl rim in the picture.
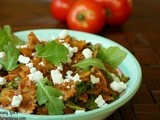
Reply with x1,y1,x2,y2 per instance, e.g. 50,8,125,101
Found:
0,29,142,118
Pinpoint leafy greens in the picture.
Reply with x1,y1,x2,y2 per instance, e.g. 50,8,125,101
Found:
36,78,64,115
73,58,107,71
73,45,127,71
0,42,20,71
0,25,24,51
98,46,127,68
0,25,24,71
36,41,69,66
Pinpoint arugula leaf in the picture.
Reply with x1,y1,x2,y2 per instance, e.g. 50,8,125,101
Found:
12,34,25,46
36,41,69,66
98,46,127,68
0,25,24,51
36,78,64,115
36,79,48,105
46,97,65,115
0,42,20,71
0,25,11,51
73,58,106,71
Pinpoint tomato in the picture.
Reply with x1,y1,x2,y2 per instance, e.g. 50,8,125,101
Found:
94,0,132,26
50,0,75,22
67,0,106,34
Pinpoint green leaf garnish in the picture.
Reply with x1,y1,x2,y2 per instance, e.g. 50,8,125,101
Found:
73,58,106,71
0,25,24,51
36,41,69,66
98,46,127,68
0,42,20,71
36,78,64,115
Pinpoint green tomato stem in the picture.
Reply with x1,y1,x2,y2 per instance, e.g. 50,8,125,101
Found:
76,13,85,21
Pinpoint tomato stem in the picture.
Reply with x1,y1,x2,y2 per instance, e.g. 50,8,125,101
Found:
76,13,85,21
105,9,111,17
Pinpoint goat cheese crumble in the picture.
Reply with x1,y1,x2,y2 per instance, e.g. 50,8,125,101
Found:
90,75,100,84
95,95,106,107
11,95,23,107
51,69,64,84
0,77,6,85
75,110,85,114
18,55,30,64
28,70,44,83
82,48,93,59
110,81,127,93
0,51,6,59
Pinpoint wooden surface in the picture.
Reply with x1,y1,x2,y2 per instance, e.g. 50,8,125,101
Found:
0,0,160,120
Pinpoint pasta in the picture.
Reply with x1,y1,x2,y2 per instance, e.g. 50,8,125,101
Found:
0,30,129,115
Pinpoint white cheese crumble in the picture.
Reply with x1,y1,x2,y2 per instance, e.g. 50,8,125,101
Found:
18,55,30,64
65,70,81,82
51,69,64,84
72,73,81,82
28,71,43,82
59,96,63,100
39,61,44,66
75,110,85,114
31,52,36,57
30,67,37,73
57,63,63,71
59,30,68,39
90,75,100,84
67,86,70,89
26,62,33,68
20,45,28,48
0,77,6,85
82,48,93,59
11,95,23,107
65,70,73,80
0,51,6,59
110,81,127,93
95,95,105,107
16,45,28,49
16,45,21,49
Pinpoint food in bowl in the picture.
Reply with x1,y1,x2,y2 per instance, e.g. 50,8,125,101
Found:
0,25,130,116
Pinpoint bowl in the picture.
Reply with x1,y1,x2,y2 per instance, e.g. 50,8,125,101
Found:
0,29,142,120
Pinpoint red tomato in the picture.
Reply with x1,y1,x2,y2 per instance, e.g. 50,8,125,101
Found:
94,0,132,26
50,0,75,22
67,0,106,34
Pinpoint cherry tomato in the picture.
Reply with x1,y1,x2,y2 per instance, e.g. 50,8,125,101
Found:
67,0,106,34
50,0,75,22
94,0,132,26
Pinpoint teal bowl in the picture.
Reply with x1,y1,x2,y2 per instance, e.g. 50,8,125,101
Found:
0,29,142,120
